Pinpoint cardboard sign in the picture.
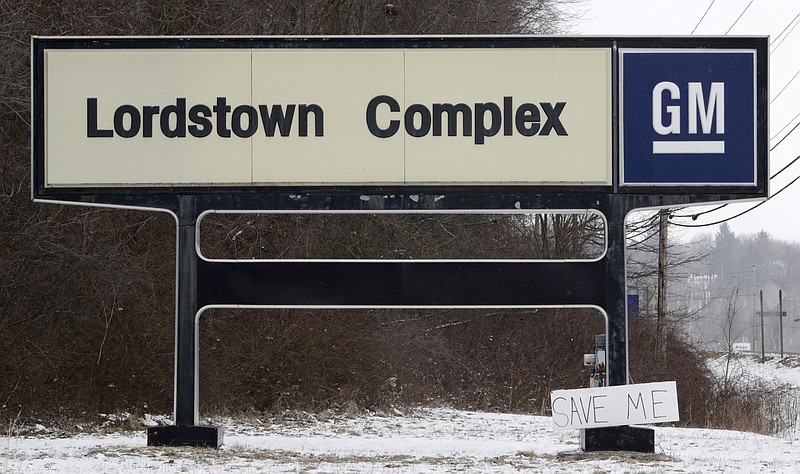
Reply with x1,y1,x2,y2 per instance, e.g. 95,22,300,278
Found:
551,381,679,430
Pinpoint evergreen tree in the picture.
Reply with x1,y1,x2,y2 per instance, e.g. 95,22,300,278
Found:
712,222,739,283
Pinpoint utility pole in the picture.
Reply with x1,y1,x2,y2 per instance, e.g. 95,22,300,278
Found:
779,289,784,358
657,209,669,355
760,289,765,362
752,265,757,350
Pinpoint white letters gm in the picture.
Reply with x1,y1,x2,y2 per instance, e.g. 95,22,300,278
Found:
651,81,725,154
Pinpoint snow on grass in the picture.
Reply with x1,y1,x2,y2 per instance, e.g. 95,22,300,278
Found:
4,407,800,473
4,356,800,473
708,353,800,389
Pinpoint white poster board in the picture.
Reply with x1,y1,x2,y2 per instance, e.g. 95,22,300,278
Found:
551,381,679,430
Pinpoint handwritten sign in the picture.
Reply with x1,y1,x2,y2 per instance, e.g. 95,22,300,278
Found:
550,381,679,430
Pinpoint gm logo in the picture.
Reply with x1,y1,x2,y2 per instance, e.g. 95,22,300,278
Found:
621,50,757,186
652,81,724,154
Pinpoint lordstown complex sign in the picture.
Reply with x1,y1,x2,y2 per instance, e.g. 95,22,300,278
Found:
32,36,768,450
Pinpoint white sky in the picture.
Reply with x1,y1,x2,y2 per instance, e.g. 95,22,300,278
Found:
573,0,800,243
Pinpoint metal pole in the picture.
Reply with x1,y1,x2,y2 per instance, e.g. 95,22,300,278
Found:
604,197,628,387
779,289,784,358
760,289,765,362
175,196,199,426
148,195,223,448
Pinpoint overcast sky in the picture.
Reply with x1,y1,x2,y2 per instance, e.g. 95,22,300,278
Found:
573,0,800,243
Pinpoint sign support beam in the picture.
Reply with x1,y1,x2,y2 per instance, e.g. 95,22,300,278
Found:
148,196,224,447
175,196,199,427
579,197,655,452
604,197,628,387
145,194,658,450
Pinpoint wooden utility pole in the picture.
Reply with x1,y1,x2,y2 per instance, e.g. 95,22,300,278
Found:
760,289,765,362
779,289,784,358
656,209,669,355
753,265,757,351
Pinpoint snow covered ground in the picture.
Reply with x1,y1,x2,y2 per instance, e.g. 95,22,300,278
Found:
707,352,800,389
3,354,800,473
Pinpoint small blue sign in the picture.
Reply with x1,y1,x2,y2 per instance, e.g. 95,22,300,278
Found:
627,293,640,318
620,50,756,186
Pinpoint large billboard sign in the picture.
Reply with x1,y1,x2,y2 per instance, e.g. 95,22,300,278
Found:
30,37,768,450
32,36,768,203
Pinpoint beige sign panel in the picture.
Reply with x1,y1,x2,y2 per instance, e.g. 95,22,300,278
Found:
45,49,253,186
250,50,406,185
43,47,611,187
403,49,610,185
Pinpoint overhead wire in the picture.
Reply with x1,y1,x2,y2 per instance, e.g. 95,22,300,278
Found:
771,153,800,180
770,110,800,143
670,147,800,226
691,0,716,34
670,204,728,220
770,120,800,153
770,11,800,51
770,68,800,105
671,172,800,228
725,0,753,34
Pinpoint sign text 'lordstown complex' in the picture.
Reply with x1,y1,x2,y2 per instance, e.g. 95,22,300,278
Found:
87,95,567,144
35,38,766,191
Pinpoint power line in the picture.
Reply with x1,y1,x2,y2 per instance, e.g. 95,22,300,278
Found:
770,153,800,180
771,120,800,153
671,200,760,229
671,172,800,228
771,110,800,143
670,152,800,224
691,0,716,34
770,68,800,105
670,147,800,221
771,11,800,52
671,203,728,220
725,0,753,34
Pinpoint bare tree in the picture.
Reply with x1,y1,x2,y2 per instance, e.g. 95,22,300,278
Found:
626,209,712,359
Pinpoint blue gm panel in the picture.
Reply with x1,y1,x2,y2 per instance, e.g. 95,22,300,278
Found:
620,50,756,186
